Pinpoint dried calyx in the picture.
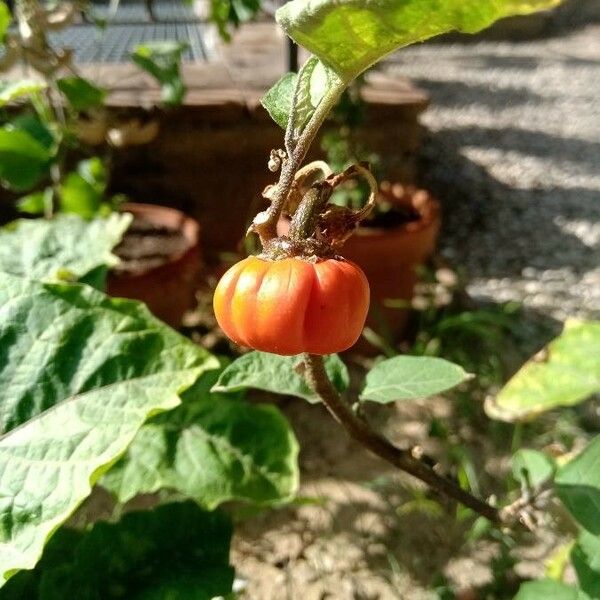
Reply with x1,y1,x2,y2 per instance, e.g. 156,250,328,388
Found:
259,161,378,262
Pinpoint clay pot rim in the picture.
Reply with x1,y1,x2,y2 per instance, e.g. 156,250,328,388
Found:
354,185,440,239
115,202,200,275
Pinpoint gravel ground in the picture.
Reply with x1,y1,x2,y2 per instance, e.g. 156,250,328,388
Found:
385,24,600,321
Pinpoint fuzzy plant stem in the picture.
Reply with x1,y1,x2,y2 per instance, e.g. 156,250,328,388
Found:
255,85,346,244
301,353,503,524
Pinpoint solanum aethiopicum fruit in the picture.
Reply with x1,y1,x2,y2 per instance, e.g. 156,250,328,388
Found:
213,255,369,355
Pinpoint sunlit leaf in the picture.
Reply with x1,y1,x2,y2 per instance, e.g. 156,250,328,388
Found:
212,351,349,403
0,1,10,41
0,80,46,107
360,356,470,403
511,449,556,489
514,579,591,600
261,72,296,129
0,272,218,585
103,367,299,508
277,0,561,83
487,320,600,422
0,213,131,288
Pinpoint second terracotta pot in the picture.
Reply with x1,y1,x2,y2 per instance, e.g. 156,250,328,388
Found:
279,184,441,345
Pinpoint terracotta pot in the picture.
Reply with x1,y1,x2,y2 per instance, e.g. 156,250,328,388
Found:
107,202,201,328
278,184,441,346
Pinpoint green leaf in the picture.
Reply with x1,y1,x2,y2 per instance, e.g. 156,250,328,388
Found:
261,72,297,129
8,115,55,151
212,351,349,403
0,80,46,107
514,579,591,600
487,320,600,422
572,531,600,599
276,0,561,83
0,1,10,41
360,356,470,403
555,436,600,535
131,41,188,106
511,449,556,489
0,502,234,599
0,272,218,584
0,127,52,191
102,367,299,508
15,190,48,215
56,76,106,112
59,172,103,218
0,213,131,287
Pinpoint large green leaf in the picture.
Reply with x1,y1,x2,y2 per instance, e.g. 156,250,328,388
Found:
276,0,561,83
131,42,188,106
56,77,106,112
0,81,46,107
360,356,470,403
571,531,600,599
212,351,349,403
0,273,218,583
0,127,52,191
0,213,131,287
514,579,591,600
102,366,299,508
487,320,600,422
555,436,600,535
0,502,234,599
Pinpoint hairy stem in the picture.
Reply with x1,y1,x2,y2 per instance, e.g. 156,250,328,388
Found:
256,84,346,245
301,353,503,524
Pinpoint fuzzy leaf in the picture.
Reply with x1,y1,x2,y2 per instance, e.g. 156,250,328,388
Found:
212,351,349,403
102,367,299,508
360,356,470,403
555,436,600,535
0,273,218,584
276,0,561,83
487,320,600,422
0,214,131,288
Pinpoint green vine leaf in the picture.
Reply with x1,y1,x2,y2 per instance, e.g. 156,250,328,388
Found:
0,502,234,599
487,320,600,422
571,531,600,599
102,367,299,508
0,214,132,289
212,351,349,403
360,356,471,403
555,436,600,535
0,273,219,584
0,81,46,107
276,0,561,83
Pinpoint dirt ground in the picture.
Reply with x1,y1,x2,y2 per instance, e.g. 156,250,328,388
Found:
230,393,563,600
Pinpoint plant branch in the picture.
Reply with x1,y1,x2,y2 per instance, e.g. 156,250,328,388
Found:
301,353,503,524
253,84,346,245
